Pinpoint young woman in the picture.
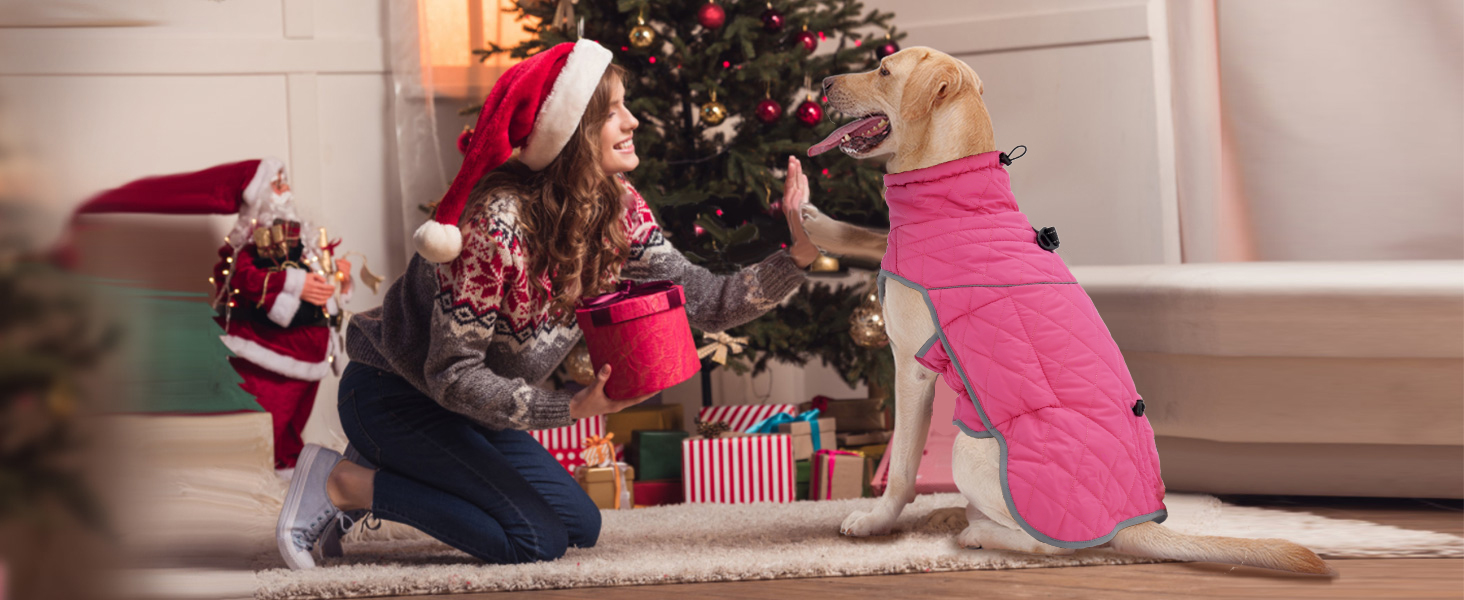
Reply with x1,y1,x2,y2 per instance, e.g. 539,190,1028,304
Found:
276,40,821,569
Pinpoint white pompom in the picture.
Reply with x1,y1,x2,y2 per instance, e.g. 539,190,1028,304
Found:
413,221,463,263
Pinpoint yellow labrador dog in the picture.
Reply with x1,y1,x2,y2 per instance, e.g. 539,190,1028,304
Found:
803,47,1332,575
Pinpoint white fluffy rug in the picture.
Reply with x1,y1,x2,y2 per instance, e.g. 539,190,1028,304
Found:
247,493,1461,600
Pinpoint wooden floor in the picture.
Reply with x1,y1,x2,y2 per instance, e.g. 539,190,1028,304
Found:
404,496,1464,600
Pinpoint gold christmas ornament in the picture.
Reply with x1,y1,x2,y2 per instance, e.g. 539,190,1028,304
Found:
808,254,840,272
849,280,889,348
629,9,655,48
564,342,596,386
358,261,385,294
629,24,655,48
700,90,728,125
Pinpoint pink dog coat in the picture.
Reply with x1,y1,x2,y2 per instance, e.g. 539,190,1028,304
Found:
880,151,1166,549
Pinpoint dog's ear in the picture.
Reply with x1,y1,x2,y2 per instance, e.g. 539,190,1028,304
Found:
899,57,966,124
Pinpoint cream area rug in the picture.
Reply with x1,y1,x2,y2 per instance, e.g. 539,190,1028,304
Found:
249,493,1462,600
103,416,1461,600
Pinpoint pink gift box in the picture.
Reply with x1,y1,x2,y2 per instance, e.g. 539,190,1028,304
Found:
576,280,701,400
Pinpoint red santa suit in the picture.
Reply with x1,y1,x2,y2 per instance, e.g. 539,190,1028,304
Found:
75,158,347,469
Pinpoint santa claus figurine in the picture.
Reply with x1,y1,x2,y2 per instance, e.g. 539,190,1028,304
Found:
75,158,354,474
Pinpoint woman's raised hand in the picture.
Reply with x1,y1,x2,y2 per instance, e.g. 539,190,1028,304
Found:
569,364,655,420
782,156,821,268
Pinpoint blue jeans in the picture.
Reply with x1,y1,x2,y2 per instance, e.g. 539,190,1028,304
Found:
337,362,600,564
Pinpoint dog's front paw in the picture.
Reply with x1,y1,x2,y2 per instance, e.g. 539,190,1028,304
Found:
841,509,896,537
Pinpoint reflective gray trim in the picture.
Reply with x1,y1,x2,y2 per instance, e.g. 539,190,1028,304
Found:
879,269,1165,549
954,419,994,438
915,333,940,359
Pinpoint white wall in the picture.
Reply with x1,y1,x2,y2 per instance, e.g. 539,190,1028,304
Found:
709,0,1184,408
0,0,401,446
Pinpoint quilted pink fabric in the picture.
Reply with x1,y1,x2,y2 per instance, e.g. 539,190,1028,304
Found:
881,151,1166,549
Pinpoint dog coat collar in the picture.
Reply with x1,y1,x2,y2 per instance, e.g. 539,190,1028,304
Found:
879,150,1168,549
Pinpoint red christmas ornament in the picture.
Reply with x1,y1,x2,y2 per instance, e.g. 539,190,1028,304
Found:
875,40,901,60
760,7,784,32
796,99,823,127
456,127,473,155
796,30,818,52
697,2,725,29
755,98,782,124
693,224,707,236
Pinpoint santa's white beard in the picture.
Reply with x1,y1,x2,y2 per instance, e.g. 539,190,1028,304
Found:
227,191,302,249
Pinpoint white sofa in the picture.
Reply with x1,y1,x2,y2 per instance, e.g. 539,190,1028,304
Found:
1073,261,1464,499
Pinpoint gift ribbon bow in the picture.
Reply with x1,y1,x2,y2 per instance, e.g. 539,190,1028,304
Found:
746,409,824,452
580,279,683,326
812,449,863,500
696,420,731,439
697,331,749,365
810,395,832,413
581,433,627,509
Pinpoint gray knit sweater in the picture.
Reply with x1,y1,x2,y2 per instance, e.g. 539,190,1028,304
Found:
346,181,806,431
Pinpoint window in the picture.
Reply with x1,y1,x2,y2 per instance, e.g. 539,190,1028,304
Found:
424,0,533,98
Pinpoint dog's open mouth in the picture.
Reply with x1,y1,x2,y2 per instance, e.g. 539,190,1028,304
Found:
807,114,891,158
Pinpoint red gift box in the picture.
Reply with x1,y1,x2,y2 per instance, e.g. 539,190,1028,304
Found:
576,280,701,400
633,479,684,506
683,434,796,504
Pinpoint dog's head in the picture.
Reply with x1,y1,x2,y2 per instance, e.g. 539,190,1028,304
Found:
809,47,983,161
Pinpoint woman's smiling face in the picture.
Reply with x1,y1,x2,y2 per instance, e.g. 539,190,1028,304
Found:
598,78,639,174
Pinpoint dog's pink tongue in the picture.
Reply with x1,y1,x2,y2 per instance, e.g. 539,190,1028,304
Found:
808,116,883,157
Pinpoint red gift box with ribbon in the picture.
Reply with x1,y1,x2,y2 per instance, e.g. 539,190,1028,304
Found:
576,280,701,400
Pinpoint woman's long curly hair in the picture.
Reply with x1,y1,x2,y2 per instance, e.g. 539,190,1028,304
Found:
468,64,631,323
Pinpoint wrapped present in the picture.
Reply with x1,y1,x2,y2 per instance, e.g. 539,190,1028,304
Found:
795,459,811,500
607,404,684,442
698,404,798,433
575,433,634,509
801,396,892,432
683,433,795,503
576,280,701,400
811,449,865,500
545,447,588,473
628,429,688,481
748,410,835,461
838,430,892,446
529,415,605,450
575,463,635,510
633,479,683,506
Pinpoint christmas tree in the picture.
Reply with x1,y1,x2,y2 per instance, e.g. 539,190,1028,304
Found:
477,0,905,400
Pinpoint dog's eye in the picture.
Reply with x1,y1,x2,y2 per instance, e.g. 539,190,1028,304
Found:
879,67,890,77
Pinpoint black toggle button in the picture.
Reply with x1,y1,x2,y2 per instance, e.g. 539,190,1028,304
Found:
1035,227,1060,252
1132,398,1146,417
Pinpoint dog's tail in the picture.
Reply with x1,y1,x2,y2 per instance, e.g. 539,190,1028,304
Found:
1110,521,1336,576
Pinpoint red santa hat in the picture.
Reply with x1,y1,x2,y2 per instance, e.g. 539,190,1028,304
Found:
74,158,286,216
414,39,614,263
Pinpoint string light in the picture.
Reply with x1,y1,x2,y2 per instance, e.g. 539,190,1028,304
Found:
222,269,230,276
226,257,233,263
208,277,215,284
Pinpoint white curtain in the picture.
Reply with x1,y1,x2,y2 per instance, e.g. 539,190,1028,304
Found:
387,0,452,263
1173,0,1463,262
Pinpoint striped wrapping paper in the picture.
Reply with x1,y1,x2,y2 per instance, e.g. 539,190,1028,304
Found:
682,434,795,503
698,404,798,433
529,415,605,449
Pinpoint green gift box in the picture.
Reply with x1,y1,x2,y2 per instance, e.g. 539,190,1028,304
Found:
795,459,811,500
629,429,689,481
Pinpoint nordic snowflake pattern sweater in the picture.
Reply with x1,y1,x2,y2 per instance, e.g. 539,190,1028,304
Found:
346,179,807,431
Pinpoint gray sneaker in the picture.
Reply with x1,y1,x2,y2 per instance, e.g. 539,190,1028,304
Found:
276,443,343,570
318,444,376,559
